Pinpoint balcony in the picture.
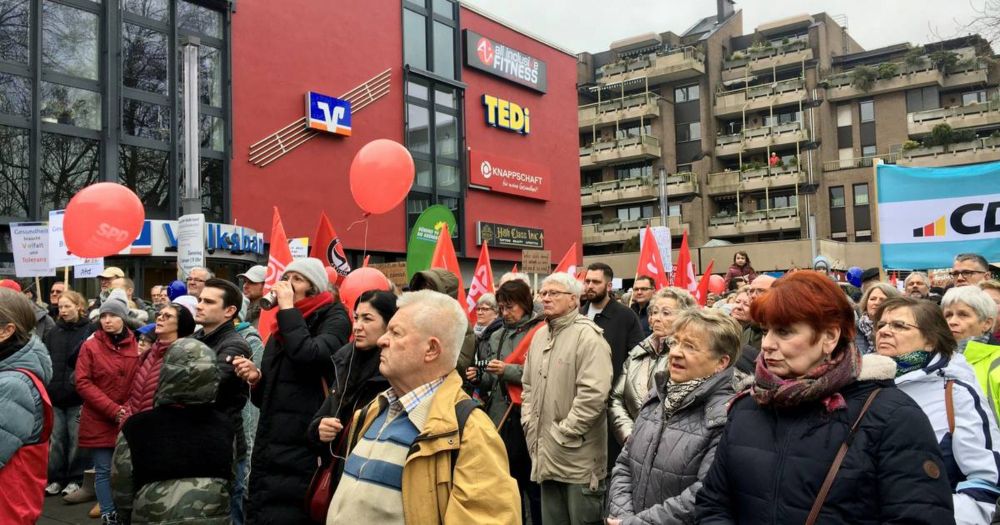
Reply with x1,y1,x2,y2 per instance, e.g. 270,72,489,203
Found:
714,121,809,157
721,39,813,82
582,216,685,245
580,176,656,207
579,93,661,130
596,46,705,87
898,135,1000,167
714,77,807,117
822,153,900,172
665,171,699,199
707,207,801,237
823,57,987,102
580,135,661,169
908,100,1000,136
706,166,806,196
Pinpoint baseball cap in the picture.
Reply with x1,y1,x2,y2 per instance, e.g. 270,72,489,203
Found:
237,265,267,284
99,267,125,279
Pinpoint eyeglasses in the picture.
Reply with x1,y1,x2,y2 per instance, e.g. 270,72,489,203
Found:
632,287,654,292
538,290,574,298
876,320,920,332
949,270,986,279
187,277,206,283
155,312,176,320
475,306,496,313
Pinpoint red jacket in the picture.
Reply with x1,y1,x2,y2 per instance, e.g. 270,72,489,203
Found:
121,340,171,423
75,329,139,448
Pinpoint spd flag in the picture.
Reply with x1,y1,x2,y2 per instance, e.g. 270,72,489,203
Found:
694,260,715,307
466,243,495,322
553,243,579,274
672,231,697,294
259,207,294,343
636,227,669,290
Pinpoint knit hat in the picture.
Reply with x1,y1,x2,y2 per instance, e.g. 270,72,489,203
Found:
99,297,129,320
0,279,21,292
170,302,196,338
284,257,329,293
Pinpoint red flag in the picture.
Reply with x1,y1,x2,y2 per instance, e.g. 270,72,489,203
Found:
502,323,545,404
890,271,898,288
430,224,468,311
553,242,578,274
511,263,519,273
465,243,495,322
695,260,715,307
259,207,294,343
636,227,669,290
309,212,351,285
575,268,587,283
672,231,697,294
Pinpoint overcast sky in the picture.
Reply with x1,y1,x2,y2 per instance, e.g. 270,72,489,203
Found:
462,0,989,55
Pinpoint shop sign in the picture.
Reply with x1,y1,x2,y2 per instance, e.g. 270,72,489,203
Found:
116,220,264,261
477,221,544,249
469,149,550,200
483,94,530,135
464,30,548,93
306,92,352,136
520,249,551,274
369,262,409,289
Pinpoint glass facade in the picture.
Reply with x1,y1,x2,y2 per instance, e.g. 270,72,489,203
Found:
0,0,231,224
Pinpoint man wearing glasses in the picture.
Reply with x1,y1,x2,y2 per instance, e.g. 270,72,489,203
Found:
522,273,612,525
186,267,214,298
952,253,991,287
629,275,655,337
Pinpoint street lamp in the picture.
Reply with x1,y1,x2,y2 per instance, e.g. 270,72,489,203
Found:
181,36,201,216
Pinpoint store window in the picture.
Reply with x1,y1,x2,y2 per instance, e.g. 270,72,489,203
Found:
403,0,457,79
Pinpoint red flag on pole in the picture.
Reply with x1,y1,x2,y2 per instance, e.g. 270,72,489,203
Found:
695,260,715,307
259,207,294,343
672,231,697,294
511,263,519,273
465,243,495,322
554,242,578,274
890,271,898,288
636,227,669,290
309,212,351,285
430,224,468,311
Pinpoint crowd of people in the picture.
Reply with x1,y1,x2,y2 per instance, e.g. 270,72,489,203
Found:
2,251,1000,524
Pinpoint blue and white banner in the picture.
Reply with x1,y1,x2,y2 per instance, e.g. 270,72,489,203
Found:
877,161,1000,269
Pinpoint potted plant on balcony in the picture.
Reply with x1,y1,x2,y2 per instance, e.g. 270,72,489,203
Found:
904,47,926,70
876,62,899,79
929,123,955,152
850,65,878,92
929,50,959,72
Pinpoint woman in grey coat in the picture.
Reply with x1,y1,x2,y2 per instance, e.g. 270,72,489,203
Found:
606,308,741,525
609,287,696,444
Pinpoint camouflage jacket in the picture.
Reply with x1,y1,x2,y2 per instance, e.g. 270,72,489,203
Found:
111,338,232,524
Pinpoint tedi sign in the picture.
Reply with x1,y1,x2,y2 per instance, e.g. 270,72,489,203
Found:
470,149,550,201
483,94,530,135
464,30,548,93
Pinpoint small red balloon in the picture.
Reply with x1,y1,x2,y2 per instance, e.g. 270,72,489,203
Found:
708,274,726,295
64,183,145,258
340,267,391,311
325,266,344,288
349,139,415,215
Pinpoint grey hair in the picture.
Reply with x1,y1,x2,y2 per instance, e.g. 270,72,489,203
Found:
652,287,697,310
476,293,498,310
499,272,531,288
396,290,468,369
672,308,742,367
541,272,583,298
904,271,930,287
860,282,901,313
942,286,998,322
190,267,215,279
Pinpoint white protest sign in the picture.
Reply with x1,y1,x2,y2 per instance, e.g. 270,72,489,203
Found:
10,222,55,277
177,214,206,276
288,237,309,259
640,225,673,274
74,258,105,278
48,210,84,268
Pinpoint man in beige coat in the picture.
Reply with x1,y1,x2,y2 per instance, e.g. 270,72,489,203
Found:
521,272,613,525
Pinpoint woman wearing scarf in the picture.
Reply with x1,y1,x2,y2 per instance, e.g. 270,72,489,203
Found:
233,257,351,524
697,271,953,524
606,309,740,524
875,296,1000,524
608,287,695,445
307,290,397,483
854,282,899,354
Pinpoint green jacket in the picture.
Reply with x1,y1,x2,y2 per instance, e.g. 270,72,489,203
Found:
963,339,1000,422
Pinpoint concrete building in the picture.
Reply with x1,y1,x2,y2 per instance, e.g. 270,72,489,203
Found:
576,1,1000,278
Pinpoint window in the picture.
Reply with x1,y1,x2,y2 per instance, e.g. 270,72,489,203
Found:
963,90,987,106
906,86,939,113
675,122,701,142
42,1,99,80
616,123,651,139
675,84,699,102
617,205,654,222
861,145,877,159
667,204,681,217
755,193,797,210
0,126,30,218
853,183,869,206
836,104,852,127
859,100,874,123
675,163,692,173
39,133,100,212
830,186,845,208
581,170,602,187
615,162,652,180
403,0,457,80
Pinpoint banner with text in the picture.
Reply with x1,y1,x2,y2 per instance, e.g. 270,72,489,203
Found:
877,161,1000,269
470,149,551,201
10,222,55,277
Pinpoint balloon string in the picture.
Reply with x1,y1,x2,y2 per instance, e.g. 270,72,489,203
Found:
346,213,371,264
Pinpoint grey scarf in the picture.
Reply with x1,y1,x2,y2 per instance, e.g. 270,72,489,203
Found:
662,376,709,419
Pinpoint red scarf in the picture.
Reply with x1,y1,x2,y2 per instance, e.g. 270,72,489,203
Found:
265,291,335,339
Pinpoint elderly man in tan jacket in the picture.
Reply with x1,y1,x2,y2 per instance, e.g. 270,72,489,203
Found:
522,272,614,525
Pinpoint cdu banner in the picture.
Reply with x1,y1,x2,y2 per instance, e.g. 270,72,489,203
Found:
877,161,1000,269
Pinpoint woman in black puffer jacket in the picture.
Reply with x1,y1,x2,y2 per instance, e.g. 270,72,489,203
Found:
42,290,94,496
696,271,954,525
234,258,350,524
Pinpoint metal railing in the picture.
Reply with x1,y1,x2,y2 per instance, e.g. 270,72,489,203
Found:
717,77,805,100
723,37,809,69
578,92,661,116
717,120,805,146
709,206,799,226
823,153,900,171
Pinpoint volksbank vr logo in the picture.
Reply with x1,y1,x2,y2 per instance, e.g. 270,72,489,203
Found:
306,92,352,136
912,202,1000,238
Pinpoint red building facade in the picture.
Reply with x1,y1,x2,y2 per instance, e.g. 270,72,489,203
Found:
230,0,580,268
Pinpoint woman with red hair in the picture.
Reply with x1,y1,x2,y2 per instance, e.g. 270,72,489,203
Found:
697,271,954,524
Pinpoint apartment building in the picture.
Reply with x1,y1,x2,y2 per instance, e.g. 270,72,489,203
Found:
576,0,1000,277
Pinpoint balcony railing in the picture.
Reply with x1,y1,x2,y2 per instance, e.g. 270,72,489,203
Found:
578,93,661,129
723,38,809,69
898,135,1000,167
823,58,987,101
714,77,807,116
715,121,808,156
707,207,801,236
707,166,805,195
823,153,900,172
582,215,683,245
596,46,705,86
907,100,1000,135
580,176,656,207
580,135,661,168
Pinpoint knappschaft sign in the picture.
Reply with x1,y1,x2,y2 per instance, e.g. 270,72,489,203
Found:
464,30,547,93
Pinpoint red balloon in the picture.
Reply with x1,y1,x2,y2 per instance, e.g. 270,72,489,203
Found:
340,267,391,311
64,183,145,258
349,139,415,215
708,274,726,295
325,266,344,288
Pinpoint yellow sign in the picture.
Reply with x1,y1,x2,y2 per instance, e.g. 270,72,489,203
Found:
483,94,530,135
